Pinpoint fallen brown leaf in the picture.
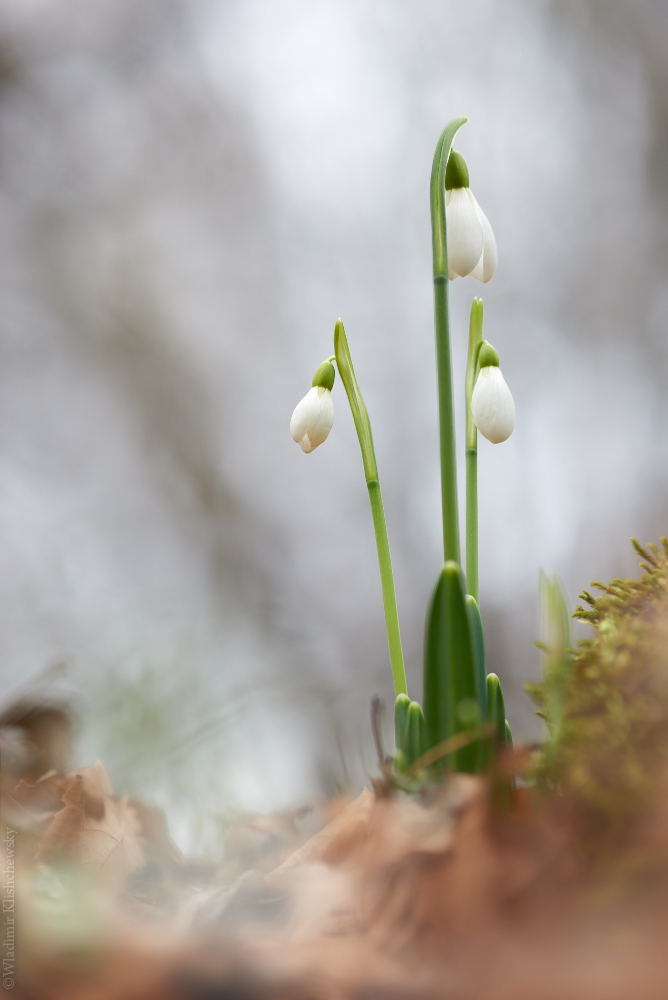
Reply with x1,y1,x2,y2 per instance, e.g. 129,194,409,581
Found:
37,761,145,885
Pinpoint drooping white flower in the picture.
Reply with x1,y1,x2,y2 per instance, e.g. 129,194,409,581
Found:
471,342,514,444
445,150,497,283
290,360,335,453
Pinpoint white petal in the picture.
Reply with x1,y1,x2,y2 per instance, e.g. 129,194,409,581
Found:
304,387,334,448
471,367,515,443
469,192,498,283
470,255,484,281
290,386,334,452
445,187,483,278
290,386,321,443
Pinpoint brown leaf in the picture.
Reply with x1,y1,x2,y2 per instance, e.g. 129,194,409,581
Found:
38,760,145,885
0,770,63,833
272,788,375,874
37,770,86,861
12,770,64,814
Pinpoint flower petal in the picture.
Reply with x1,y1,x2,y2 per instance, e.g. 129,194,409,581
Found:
469,192,498,283
290,386,334,451
304,387,334,448
290,386,320,443
471,366,515,443
445,187,483,278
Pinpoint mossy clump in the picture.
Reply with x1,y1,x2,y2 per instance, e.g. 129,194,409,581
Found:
528,538,668,848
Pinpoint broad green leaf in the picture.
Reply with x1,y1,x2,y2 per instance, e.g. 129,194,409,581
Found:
423,561,479,772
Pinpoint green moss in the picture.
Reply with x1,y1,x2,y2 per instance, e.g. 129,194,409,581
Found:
528,538,668,845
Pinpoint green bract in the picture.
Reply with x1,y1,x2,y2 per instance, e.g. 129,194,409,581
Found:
334,320,407,697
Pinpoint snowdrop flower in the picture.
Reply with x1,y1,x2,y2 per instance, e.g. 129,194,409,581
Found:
471,342,514,443
445,150,497,283
290,360,335,453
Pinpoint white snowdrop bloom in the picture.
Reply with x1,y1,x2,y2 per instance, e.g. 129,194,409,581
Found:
290,360,335,454
445,151,497,283
471,343,514,444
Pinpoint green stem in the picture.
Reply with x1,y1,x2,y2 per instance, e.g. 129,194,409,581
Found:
465,449,478,602
333,318,407,697
430,117,468,563
367,480,406,696
465,298,483,602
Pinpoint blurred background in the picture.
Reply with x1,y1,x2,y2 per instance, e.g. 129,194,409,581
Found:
1,0,667,854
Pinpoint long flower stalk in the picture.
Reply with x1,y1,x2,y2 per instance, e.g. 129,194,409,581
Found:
465,297,483,602
430,116,468,563
334,319,407,697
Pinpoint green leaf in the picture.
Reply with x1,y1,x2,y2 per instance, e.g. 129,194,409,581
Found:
406,701,426,766
487,673,506,742
423,561,479,773
465,594,487,720
538,573,572,745
394,693,411,754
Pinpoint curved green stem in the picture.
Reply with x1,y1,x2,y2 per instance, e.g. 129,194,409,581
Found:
465,298,483,602
430,116,468,563
367,480,406,696
333,319,407,697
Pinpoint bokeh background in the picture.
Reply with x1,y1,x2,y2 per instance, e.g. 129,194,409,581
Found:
1,0,667,854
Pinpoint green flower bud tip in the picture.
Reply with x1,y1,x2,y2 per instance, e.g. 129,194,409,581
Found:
312,360,336,391
445,149,470,190
477,340,499,368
